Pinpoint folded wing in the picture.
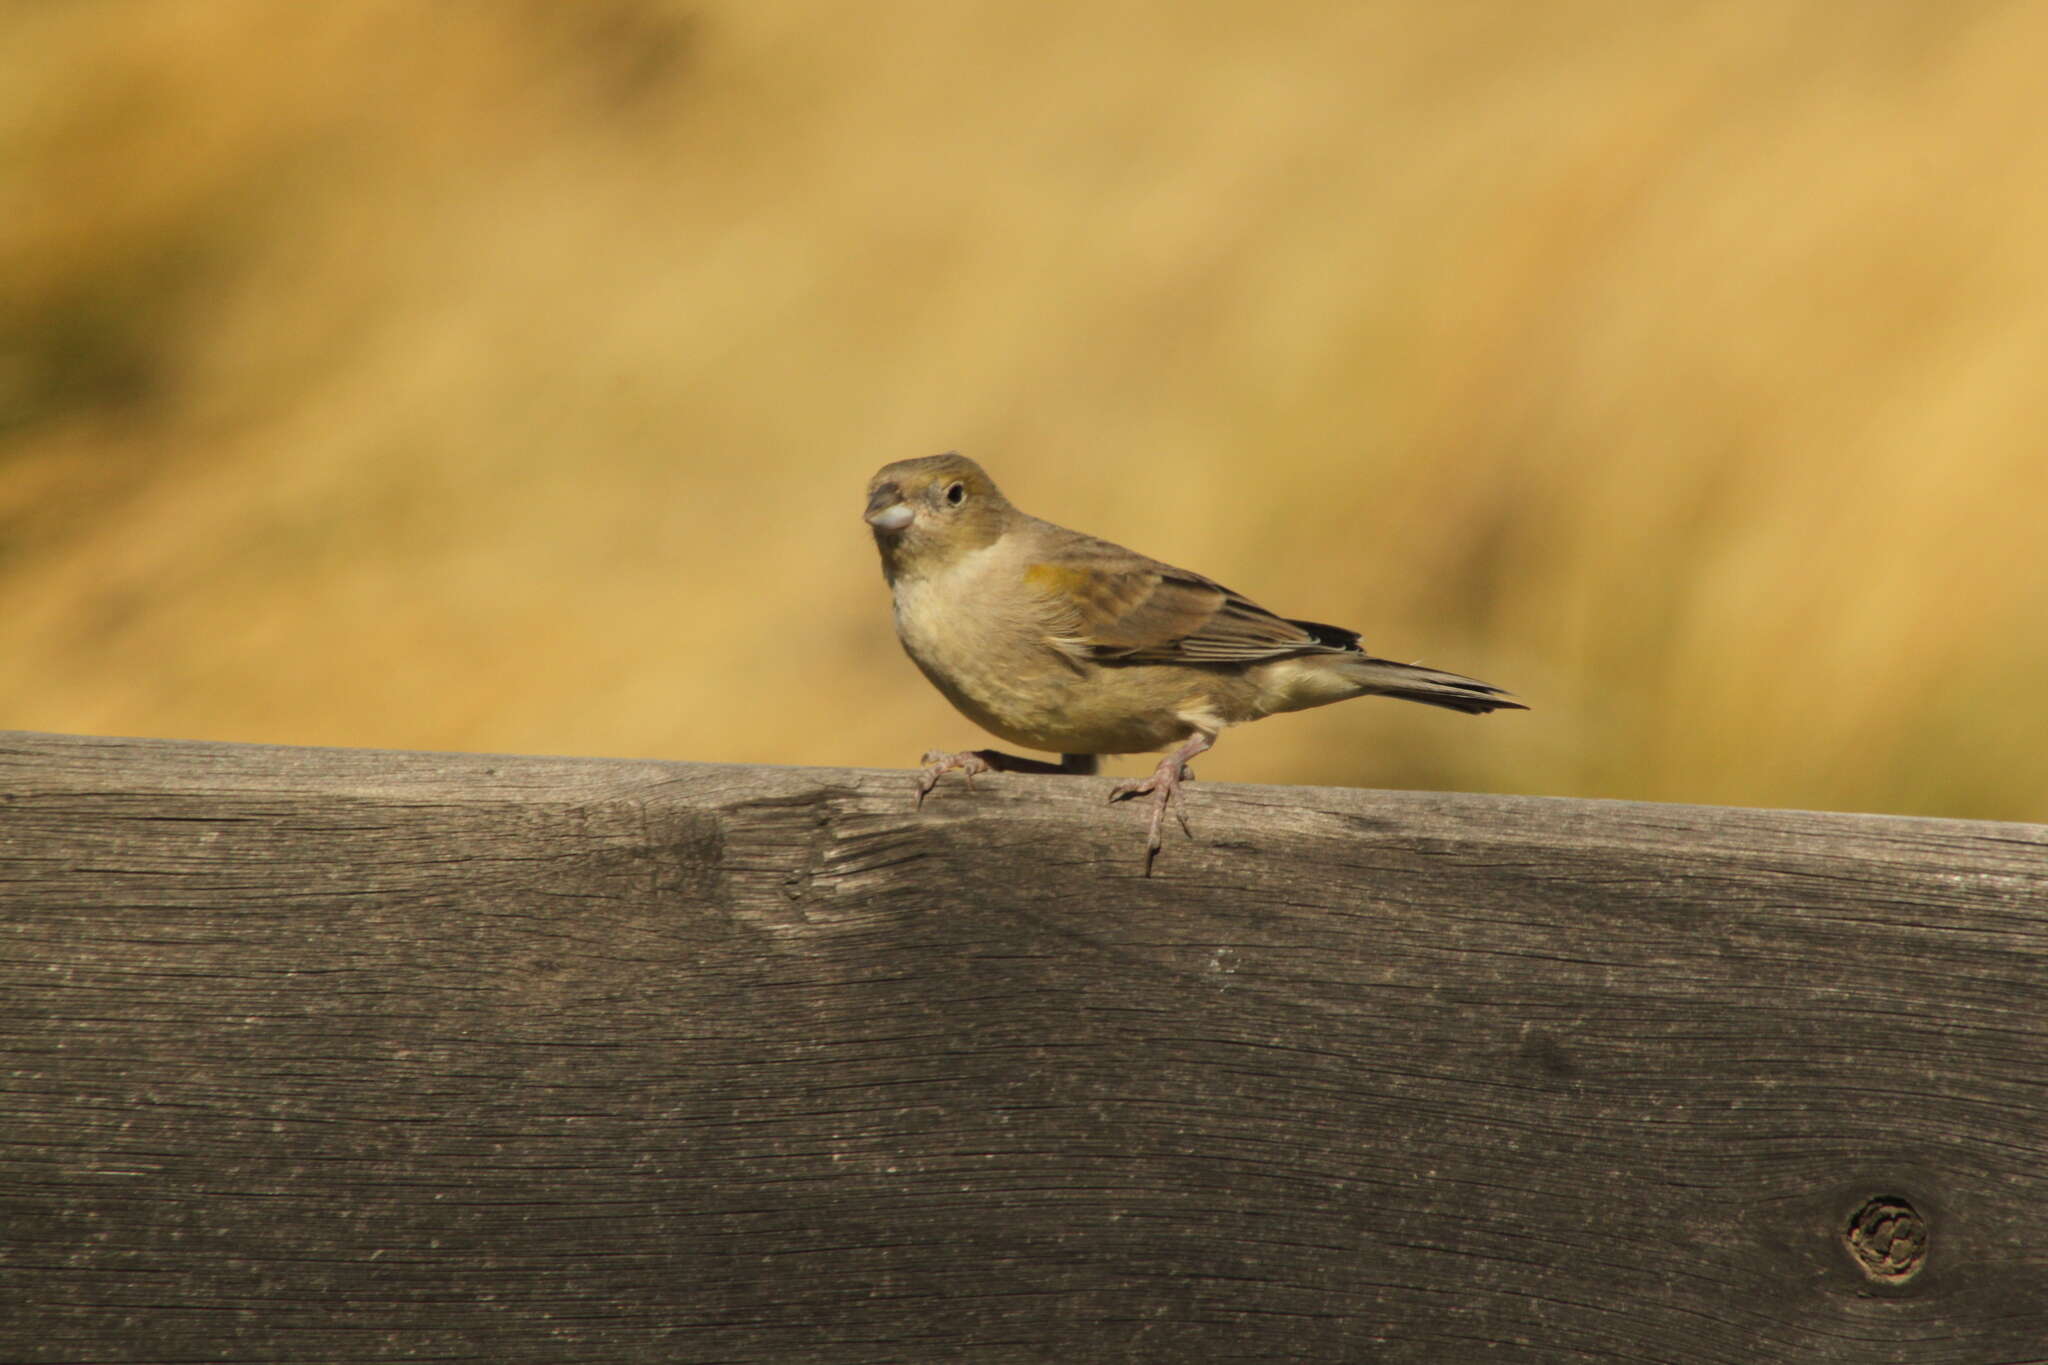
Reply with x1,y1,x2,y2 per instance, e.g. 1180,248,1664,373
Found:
1024,533,1359,666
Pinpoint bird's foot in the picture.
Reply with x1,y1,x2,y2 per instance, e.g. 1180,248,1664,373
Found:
1108,734,1213,876
914,748,1080,808
916,749,997,807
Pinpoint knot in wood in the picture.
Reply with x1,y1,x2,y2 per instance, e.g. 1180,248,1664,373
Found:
1844,1196,1928,1282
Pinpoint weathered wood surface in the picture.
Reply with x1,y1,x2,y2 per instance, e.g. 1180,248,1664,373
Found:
2,729,2046,1363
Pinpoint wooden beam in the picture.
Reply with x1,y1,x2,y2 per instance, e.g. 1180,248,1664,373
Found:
3,730,2045,1362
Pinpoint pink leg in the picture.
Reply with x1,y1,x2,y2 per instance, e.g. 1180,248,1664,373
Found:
915,748,1085,808
1107,732,1215,876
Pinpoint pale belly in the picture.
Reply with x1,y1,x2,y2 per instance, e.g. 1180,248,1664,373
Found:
892,570,1195,755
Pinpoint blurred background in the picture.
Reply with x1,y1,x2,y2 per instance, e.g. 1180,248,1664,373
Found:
4,1,2045,820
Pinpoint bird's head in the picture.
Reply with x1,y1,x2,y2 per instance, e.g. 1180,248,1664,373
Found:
864,453,1012,581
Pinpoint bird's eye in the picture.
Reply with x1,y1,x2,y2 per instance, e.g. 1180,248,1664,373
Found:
944,481,967,506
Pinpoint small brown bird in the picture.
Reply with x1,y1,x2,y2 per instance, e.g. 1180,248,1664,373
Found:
865,453,1524,872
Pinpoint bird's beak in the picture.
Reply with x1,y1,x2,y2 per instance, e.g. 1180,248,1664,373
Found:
865,483,913,532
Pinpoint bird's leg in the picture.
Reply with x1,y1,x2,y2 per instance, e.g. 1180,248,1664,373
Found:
1107,732,1215,875
915,748,1082,807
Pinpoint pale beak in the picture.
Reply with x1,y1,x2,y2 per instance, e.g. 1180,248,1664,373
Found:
865,484,914,532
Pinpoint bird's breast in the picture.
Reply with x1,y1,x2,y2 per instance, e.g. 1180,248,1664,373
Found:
890,551,1042,724
888,551,1218,755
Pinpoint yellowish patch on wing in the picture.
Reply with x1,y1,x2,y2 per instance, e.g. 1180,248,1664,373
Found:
1026,562,1098,662
1024,562,1094,597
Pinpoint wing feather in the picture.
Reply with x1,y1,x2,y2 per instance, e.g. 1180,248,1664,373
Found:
1022,526,1359,665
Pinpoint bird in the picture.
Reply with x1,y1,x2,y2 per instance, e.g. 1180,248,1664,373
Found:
864,453,1524,873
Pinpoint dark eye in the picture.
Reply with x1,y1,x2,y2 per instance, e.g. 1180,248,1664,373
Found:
944,481,967,506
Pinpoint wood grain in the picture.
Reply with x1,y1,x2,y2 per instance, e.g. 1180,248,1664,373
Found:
3,730,2045,1363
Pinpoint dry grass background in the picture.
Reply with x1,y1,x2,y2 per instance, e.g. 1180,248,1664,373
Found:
4,1,2045,820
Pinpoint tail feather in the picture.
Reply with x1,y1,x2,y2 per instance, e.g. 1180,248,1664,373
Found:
1337,656,1526,715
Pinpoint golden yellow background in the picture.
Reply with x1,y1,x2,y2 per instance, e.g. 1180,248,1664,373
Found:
6,2,2045,820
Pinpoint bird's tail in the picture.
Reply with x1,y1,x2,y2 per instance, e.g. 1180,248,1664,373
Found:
1334,655,1526,715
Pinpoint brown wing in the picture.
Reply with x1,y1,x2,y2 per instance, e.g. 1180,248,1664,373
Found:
1023,527,1360,665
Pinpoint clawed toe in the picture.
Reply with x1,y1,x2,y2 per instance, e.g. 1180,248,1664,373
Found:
1109,758,1203,875
913,748,1097,807
917,734,1214,876
915,750,993,808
